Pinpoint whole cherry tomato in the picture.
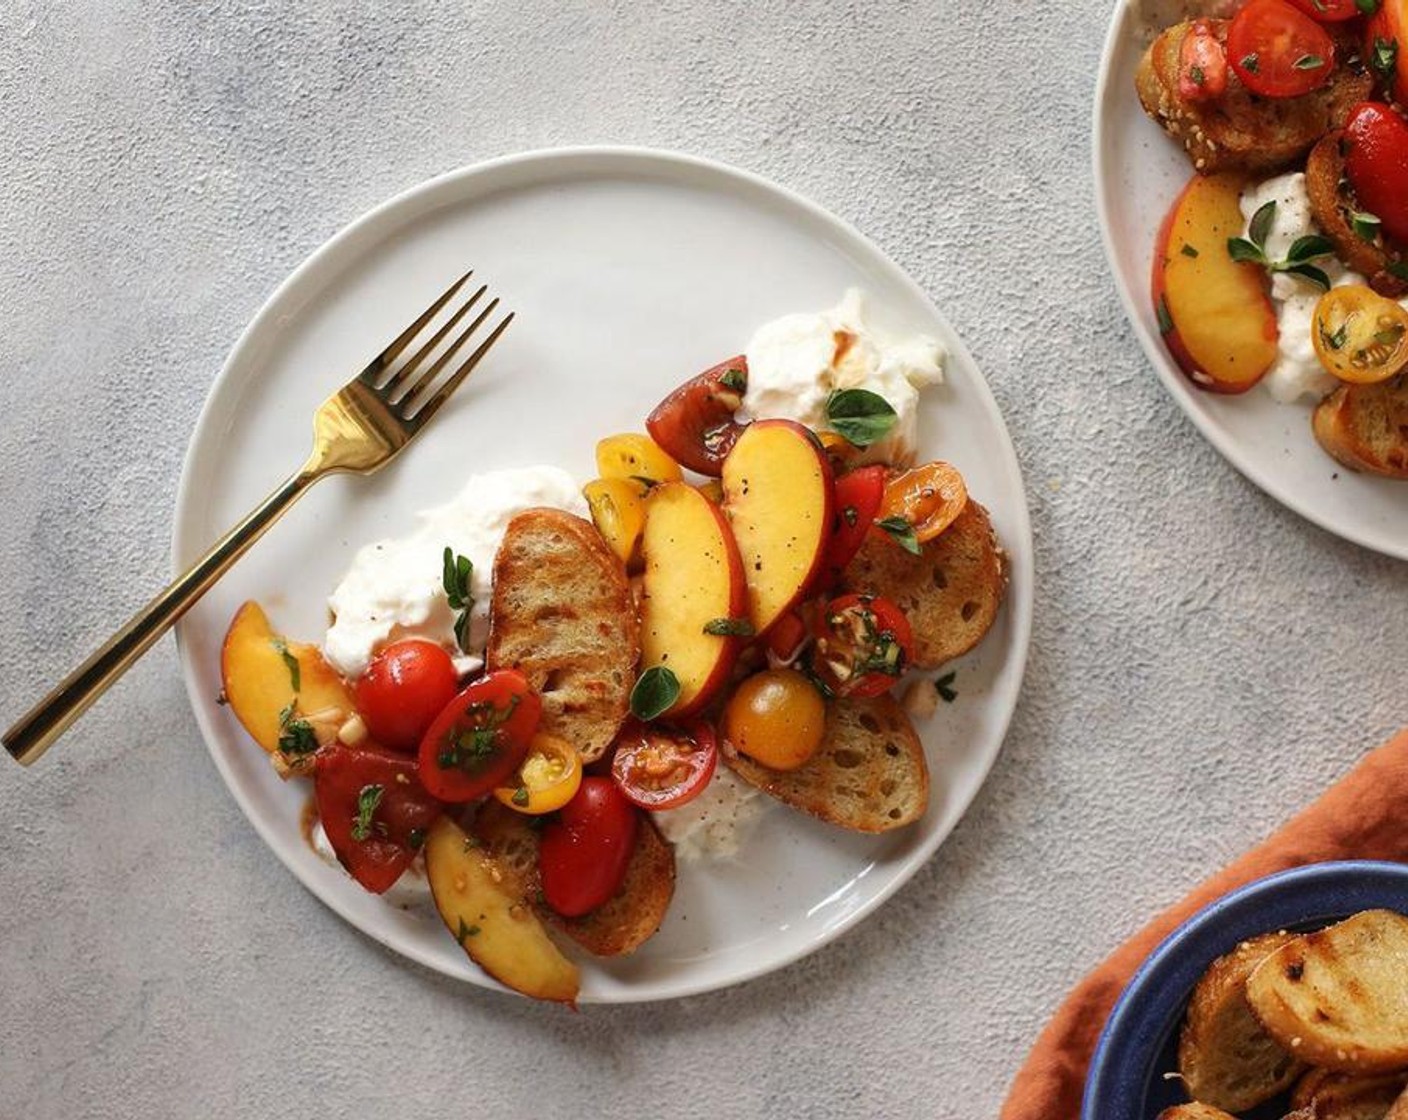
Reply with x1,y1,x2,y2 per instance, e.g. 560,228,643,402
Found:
645,356,750,476
1178,19,1230,102
539,777,639,917
610,720,718,810
315,743,442,894
1344,101,1408,247
1285,0,1362,21
355,639,459,753
722,669,827,771
809,593,915,699
416,670,540,802
820,465,886,588
1228,0,1336,98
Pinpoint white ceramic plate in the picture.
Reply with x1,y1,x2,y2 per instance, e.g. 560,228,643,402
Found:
1095,3,1408,560
172,147,1033,1003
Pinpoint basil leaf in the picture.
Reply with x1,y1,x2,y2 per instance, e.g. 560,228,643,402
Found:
935,672,958,704
1358,0,1380,15
703,617,756,637
876,515,921,556
1280,264,1331,291
1248,200,1276,249
1284,234,1333,264
272,639,301,693
1352,211,1382,243
629,666,681,721
1292,54,1325,71
1227,237,1267,265
1373,36,1398,78
1155,295,1174,336
825,388,898,448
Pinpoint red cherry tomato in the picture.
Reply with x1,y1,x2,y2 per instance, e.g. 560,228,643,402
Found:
1345,101,1408,246
315,743,442,894
645,356,750,476
1228,0,1337,98
820,465,886,589
355,639,459,753
1178,19,1230,102
610,720,718,810
809,593,915,699
538,777,639,917
416,670,540,802
1368,3,1408,105
1285,0,1362,21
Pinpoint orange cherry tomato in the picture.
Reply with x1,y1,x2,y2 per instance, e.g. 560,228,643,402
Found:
1312,285,1408,384
722,669,827,771
493,733,582,814
877,462,968,545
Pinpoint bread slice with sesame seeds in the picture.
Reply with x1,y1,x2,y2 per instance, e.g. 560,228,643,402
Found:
1306,131,1408,300
1135,20,1373,177
840,500,1006,671
724,693,928,833
485,509,640,763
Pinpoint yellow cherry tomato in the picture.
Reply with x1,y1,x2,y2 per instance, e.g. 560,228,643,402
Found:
877,462,968,545
723,669,827,772
493,733,582,814
1311,285,1408,385
595,433,683,486
583,478,647,567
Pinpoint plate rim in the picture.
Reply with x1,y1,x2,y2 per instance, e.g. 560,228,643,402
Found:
170,144,1035,1003
1092,1,1408,563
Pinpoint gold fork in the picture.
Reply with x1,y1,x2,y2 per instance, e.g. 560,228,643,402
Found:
3,271,512,766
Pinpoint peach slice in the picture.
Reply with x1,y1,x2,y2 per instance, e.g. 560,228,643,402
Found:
721,419,835,633
639,482,746,718
220,601,354,753
1153,171,1279,394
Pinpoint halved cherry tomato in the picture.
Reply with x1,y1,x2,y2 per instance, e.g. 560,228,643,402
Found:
595,433,683,485
810,593,915,699
1228,0,1336,98
1179,19,1230,102
877,462,968,546
355,639,459,753
493,733,582,814
315,743,442,894
416,670,540,802
539,777,639,917
610,720,718,809
583,477,648,567
1312,284,1408,382
765,609,809,663
645,356,749,476
1285,0,1362,22
1345,101,1408,247
821,465,886,588
1368,3,1408,105
722,669,826,771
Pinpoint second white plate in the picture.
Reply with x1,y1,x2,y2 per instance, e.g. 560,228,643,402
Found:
173,147,1033,1003
1095,2,1408,561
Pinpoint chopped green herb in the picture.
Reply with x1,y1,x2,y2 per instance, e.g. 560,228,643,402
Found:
272,638,301,693
455,918,480,945
825,388,898,448
1155,295,1174,335
718,367,747,392
1374,325,1406,347
1373,36,1399,78
350,784,385,842
876,515,921,556
1326,323,1350,350
277,702,317,756
703,617,756,637
629,475,661,491
441,546,474,652
842,505,859,527
1180,244,1199,258
630,666,681,721
1387,261,1408,282
935,672,958,704
1292,54,1325,71
408,827,426,851
1189,65,1205,86
1240,52,1259,73
1358,0,1380,14
511,786,530,807
1352,211,1383,243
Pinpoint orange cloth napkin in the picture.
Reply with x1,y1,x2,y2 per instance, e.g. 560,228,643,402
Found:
1000,728,1408,1120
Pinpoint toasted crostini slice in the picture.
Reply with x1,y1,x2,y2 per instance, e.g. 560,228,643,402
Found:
1313,376,1408,480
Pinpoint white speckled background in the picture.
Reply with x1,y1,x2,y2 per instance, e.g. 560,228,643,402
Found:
2,2,1406,1117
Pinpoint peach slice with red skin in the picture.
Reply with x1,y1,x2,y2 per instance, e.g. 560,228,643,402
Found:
221,600,354,753
721,419,835,634
638,482,747,719
1152,172,1280,394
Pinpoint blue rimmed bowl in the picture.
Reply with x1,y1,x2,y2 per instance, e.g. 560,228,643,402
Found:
1083,861,1408,1120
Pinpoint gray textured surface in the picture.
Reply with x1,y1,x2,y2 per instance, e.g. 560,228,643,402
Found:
2,2,1406,1117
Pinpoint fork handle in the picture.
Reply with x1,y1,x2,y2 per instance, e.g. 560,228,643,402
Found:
4,469,316,766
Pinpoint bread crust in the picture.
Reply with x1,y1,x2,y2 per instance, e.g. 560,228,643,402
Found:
1313,377,1408,480
1135,21,1372,176
485,509,640,762
1305,132,1408,299
725,694,928,832
841,500,1006,670
1178,932,1307,1111
1289,1067,1408,1119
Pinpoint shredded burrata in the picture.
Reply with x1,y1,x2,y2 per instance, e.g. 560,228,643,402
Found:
1238,174,1366,404
651,767,768,863
739,289,945,467
324,466,588,679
